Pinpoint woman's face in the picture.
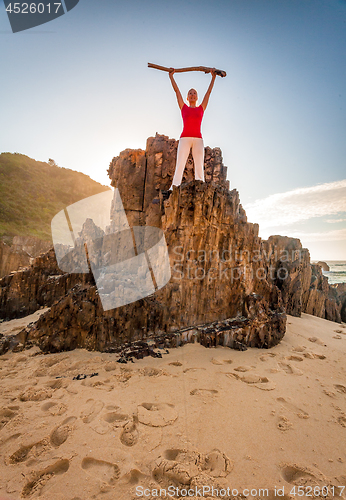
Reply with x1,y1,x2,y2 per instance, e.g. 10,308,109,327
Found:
187,88,198,104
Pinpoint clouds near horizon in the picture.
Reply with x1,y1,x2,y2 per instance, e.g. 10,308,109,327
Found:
244,179,346,229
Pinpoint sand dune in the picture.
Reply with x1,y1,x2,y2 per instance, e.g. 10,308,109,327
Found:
0,313,345,500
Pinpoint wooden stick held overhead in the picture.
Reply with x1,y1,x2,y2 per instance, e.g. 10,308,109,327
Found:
148,62,226,78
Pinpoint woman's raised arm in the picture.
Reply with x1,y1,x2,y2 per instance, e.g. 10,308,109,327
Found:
169,68,184,110
201,68,217,111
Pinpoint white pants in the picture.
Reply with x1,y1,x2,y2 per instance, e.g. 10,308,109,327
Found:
171,137,205,187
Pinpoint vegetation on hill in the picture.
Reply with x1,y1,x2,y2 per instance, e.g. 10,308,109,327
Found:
0,153,111,242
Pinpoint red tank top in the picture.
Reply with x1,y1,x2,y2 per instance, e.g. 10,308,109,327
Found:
180,104,204,138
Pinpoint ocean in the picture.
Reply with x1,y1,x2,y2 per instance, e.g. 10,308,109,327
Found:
320,261,346,285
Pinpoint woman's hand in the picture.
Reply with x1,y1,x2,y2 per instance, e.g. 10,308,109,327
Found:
169,67,175,75
210,67,217,78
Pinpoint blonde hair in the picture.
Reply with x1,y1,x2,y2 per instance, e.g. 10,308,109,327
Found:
187,88,198,100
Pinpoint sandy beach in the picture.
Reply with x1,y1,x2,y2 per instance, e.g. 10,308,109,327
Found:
0,313,345,500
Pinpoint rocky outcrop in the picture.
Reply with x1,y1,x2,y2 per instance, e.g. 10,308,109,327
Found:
0,240,30,279
263,236,344,323
3,133,344,355
20,179,286,353
316,261,330,272
2,134,287,353
0,236,52,278
262,236,311,317
107,133,230,228
0,249,92,320
331,283,346,322
304,265,343,323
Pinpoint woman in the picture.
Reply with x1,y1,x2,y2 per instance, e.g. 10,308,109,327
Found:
168,67,217,189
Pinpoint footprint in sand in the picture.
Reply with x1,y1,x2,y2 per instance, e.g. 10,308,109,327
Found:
190,389,219,397
120,419,139,446
227,373,276,391
140,367,165,377
22,458,70,497
259,353,276,362
50,416,76,447
292,346,306,353
0,407,18,430
89,420,111,435
41,401,67,416
80,399,104,423
303,352,326,360
233,365,252,372
211,358,233,366
286,355,304,362
333,334,343,339
183,367,206,373
19,387,54,401
153,448,233,487
137,403,178,427
81,457,120,485
8,438,49,464
153,449,202,486
0,432,21,449
104,361,119,371
308,337,327,346
103,412,130,428
116,368,133,383
81,378,113,391
334,384,346,394
42,355,69,369
121,468,148,485
200,449,233,477
280,463,330,489
169,361,183,367
278,362,303,376
276,397,309,419
45,378,69,390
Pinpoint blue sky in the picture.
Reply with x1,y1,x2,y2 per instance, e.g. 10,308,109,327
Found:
0,0,345,259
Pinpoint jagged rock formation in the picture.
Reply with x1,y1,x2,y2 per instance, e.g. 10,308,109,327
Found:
0,249,92,320
262,236,311,317
263,236,343,323
18,178,286,353
107,134,231,228
1,134,287,353
1,134,345,355
304,264,342,323
331,283,346,322
0,236,52,278
0,240,30,279
316,261,330,272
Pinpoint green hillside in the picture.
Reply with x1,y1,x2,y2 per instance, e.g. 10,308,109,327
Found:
0,153,111,241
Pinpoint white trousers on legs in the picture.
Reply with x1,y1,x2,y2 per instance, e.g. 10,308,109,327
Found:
171,137,205,187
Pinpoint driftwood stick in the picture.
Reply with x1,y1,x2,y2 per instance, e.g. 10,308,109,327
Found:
148,62,226,78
